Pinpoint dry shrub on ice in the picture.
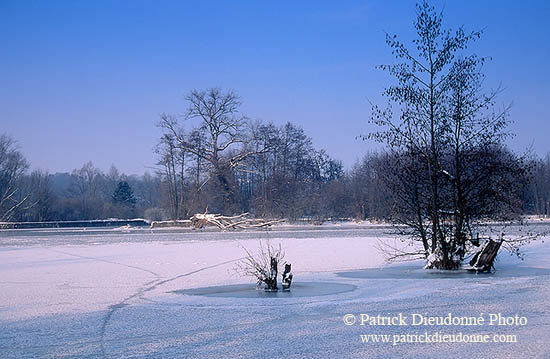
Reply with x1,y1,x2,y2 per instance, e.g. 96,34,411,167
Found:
235,240,286,291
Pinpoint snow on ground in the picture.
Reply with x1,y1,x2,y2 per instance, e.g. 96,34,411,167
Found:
0,225,549,358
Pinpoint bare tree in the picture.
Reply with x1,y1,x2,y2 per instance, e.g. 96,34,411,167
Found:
155,133,186,219
69,161,102,219
28,170,55,222
0,134,29,221
158,88,267,213
527,154,550,217
368,2,531,269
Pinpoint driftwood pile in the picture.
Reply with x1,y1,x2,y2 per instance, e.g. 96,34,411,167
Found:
189,212,284,230
150,212,284,230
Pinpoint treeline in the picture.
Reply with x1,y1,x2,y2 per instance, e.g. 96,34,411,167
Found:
8,163,160,222
0,126,386,222
2,138,549,223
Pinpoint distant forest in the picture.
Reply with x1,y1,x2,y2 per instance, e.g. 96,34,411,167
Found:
1,121,550,223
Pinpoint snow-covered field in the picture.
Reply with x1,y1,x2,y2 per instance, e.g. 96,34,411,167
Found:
1,225,549,358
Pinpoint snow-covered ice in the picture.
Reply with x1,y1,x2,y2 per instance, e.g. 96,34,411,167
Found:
0,225,549,358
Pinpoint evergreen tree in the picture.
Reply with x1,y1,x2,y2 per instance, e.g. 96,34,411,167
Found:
112,181,136,208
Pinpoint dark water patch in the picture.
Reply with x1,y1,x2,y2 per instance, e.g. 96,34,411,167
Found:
175,282,356,298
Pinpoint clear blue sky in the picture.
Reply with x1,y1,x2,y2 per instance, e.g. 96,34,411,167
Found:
1,0,549,175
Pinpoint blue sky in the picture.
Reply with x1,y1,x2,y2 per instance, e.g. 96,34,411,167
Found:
1,0,549,175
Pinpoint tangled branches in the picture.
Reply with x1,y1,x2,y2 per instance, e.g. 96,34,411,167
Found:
235,240,286,291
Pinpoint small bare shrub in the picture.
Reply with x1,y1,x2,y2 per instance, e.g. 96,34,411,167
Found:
236,240,285,291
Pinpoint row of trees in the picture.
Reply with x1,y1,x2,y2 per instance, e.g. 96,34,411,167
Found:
1,130,549,224
0,153,147,222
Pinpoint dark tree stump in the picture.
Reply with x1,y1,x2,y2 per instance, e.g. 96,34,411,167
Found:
282,264,293,291
264,258,278,291
469,239,502,273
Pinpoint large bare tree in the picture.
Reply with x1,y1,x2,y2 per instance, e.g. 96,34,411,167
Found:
158,88,267,213
369,1,530,269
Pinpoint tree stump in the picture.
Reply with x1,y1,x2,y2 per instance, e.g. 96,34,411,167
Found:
469,239,502,273
282,264,293,291
264,258,278,291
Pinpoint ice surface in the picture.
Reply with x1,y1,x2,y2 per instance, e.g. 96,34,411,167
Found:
0,225,549,358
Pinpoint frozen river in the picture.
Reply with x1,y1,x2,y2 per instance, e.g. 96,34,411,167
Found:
1,224,549,358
